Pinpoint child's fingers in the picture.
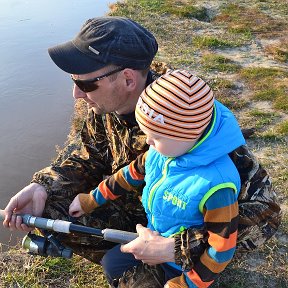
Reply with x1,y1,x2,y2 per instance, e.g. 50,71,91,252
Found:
69,208,81,217
69,202,78,216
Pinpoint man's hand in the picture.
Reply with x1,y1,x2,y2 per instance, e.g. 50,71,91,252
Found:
3,183,47,232
69,195,85,218
120,224,175,265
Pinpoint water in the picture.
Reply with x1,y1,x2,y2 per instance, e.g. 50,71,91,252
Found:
0,0,112,246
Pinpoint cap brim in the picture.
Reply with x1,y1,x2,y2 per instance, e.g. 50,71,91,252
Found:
48,41,106,74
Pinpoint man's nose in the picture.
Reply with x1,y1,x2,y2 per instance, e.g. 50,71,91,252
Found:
73,84,87,99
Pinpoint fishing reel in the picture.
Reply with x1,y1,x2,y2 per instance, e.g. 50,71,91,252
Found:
22,230,73,259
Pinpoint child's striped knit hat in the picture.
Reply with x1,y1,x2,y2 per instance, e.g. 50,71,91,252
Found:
135,69,214,141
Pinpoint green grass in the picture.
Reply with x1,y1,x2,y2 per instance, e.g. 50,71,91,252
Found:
193,36,239,48
201,54,241,72
253,88,284,101
214,3,285,37
275,120,288,135
240,67,288,112
255,130,283,141
228,27,253,40
248,109,278,129
111,0,209,21
133,0,210,21
0,251,109,288
215,95,248,111
273,94,288,112
240,67,287,80
209,78,237,90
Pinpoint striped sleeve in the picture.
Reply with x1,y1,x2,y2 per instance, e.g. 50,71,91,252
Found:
185,188,239,287
90,152,147,206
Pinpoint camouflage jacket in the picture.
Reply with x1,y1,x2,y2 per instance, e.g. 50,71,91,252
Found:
32,71,161,198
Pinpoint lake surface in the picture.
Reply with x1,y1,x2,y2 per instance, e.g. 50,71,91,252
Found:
0,0,112,246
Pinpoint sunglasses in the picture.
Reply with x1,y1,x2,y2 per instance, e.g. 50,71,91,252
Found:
71,67,124,93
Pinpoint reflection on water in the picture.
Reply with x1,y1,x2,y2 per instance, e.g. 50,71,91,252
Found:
0,0,112,245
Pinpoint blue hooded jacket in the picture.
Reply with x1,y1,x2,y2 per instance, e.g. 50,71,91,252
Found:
141,100,246,237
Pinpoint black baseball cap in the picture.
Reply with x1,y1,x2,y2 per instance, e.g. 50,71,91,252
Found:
48,16,158,74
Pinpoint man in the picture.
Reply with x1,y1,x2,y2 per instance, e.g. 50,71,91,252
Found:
3,16,280,287
4,16,160,261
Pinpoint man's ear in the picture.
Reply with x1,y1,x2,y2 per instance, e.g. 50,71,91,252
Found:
122,68,137,90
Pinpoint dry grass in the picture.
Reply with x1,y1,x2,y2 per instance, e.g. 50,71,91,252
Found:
213,3,287,38
264,37,288,63
0,246,108,288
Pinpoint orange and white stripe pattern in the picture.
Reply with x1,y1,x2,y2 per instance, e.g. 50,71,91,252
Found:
135,69,214,141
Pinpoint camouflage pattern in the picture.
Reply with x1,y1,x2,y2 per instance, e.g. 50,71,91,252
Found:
33,108,150,263
174,227,208,271
118,264,165,288
117,264,188,288
228,145,282,252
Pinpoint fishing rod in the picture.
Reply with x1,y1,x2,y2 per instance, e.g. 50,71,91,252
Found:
0,209,138,243
0,209,138,258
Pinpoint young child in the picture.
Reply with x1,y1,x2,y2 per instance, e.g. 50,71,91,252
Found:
69,69,246,287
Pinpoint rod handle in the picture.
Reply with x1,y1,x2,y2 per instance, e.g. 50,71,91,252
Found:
0,210,71,233
102,228,138,244
0,210,33,224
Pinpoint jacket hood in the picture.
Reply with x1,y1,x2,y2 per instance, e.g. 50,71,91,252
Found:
176,100,246,168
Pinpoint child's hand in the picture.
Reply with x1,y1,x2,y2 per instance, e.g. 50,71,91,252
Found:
69,195,85,217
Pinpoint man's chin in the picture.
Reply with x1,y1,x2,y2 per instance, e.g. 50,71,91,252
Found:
91,107,98,113
91,106,103,115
